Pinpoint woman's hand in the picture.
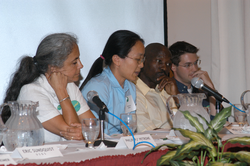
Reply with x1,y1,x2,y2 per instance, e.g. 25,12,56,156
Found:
45,72,69,101
45,72,68,94
157,76,179,95
60,123,83,140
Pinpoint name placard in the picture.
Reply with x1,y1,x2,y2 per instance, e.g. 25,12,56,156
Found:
115,134,156,149
0,154,17,165
11,145,63,159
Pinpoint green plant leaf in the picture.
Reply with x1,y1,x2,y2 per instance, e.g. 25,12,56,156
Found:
170,160,197,166
185,151,200,159
222,151,250,164
169,160,181,166
210,127,223,147
166,143,181,149
174,128,217,157
226,137,250,145
198,113,210,126
233,161,249,166
180,110,205,133
157,150,177,166
207,162,224,166
204,127,213,141
208,162,246,166
209,106,232,133
176,141,210,157
172,151,198,161
141,144,169,163
198,114,218,142
177,160,197,166
156,150,195,165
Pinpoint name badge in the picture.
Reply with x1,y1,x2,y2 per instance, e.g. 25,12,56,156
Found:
11,145,63,159
115,134,156,149
125,95,136,113
0,155,17,165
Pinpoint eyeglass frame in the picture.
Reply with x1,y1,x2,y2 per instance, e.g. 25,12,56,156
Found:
177,59,201,68
126,56,145,64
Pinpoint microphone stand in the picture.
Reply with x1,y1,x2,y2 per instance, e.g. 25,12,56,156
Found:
216,99,222,114
93,107,117,147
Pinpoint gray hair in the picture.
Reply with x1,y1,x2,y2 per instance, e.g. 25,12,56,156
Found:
34,33,78,74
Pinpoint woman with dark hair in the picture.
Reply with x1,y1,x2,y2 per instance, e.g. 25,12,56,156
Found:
2,33,95,142
81,30,145,135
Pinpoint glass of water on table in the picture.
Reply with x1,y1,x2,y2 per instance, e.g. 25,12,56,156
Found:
234,104,247,126
120,113,137,136
81,118,100,148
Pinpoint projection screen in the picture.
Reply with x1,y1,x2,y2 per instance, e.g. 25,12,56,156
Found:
0,0,164,102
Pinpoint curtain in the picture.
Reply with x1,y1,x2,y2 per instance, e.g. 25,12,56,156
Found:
211,0,250,105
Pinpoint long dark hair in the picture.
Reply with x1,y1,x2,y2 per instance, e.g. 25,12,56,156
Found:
1,33,78,123
80,30,144,90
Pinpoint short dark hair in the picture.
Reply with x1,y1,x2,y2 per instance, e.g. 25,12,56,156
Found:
169,41,199,65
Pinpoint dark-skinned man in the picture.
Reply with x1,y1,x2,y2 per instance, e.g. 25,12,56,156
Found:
136,43,178,132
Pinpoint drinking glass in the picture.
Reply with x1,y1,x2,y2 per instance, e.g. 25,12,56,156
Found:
234,104,247,126
120,113,137,136
81,118,100,148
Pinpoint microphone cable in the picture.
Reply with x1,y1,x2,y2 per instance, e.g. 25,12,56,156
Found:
107,112,155,150
229,103,246,113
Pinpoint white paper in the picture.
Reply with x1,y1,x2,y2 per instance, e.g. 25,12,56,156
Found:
0,154,17,165
168,130,176,136
11,145,63,159
226,126,250,135
96,142,107,150
115,134,156,149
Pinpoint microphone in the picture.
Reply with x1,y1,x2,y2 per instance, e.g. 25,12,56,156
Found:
191,77,230,103
87,90,109,112
86,91,116,147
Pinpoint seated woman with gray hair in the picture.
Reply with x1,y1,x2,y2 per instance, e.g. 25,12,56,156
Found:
1,33,95,143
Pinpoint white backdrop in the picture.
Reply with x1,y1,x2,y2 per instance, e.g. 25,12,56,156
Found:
0,0,164,102
211,0,250,105
168,0,250,106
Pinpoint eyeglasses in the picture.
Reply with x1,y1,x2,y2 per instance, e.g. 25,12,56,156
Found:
178,59,201,68
126,56,145,64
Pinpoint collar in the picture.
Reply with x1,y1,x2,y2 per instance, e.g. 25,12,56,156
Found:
36,74,57,98
104,67,129,91
136,78,161,95
136,78,151,95
175,79,192,94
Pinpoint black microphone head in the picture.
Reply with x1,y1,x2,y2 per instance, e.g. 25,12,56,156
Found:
191,77,204,89
87,90,98,104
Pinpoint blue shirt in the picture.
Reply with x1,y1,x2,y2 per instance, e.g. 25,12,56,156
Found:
175,79,210,107
81,67,136,135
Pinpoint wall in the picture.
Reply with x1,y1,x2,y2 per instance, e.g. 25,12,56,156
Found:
0,0,164,102
167,0,212,76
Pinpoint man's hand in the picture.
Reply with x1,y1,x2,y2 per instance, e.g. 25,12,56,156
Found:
192,70,217,116
192,70,215,90
157,76,179,95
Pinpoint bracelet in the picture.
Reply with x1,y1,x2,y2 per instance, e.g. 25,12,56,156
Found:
59,96,70,103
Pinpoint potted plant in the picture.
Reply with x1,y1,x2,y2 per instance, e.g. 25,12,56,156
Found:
142,106,250,165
